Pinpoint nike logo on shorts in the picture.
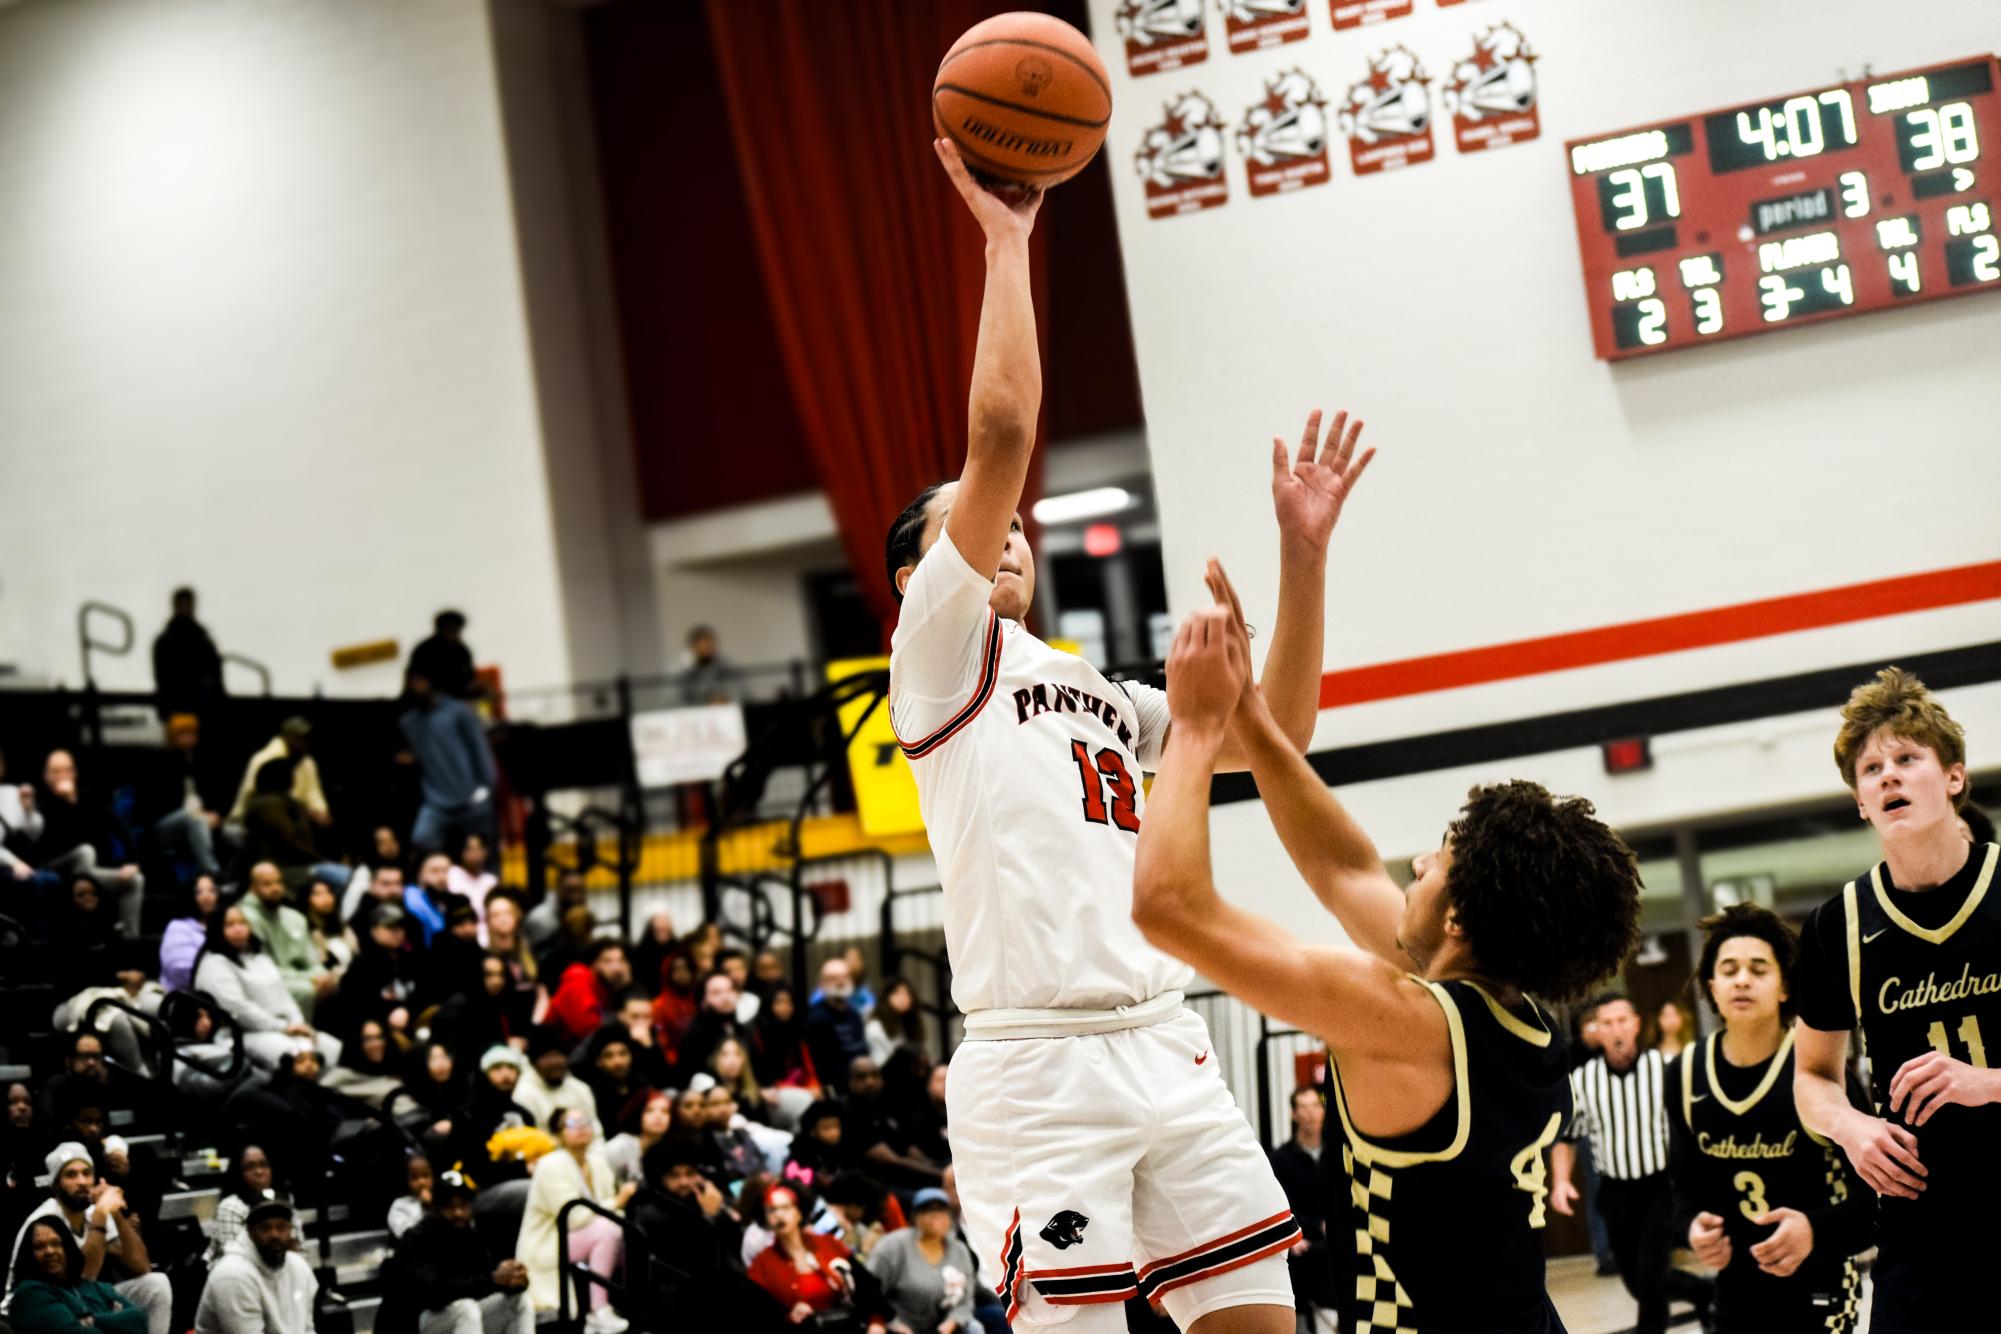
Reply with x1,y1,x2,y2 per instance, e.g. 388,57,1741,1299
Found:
1194,1050,1209,1065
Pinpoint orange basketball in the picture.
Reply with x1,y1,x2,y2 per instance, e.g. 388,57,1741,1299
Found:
933,12,1111,188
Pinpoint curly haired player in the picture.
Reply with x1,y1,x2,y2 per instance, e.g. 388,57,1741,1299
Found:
884,140,1372,1333
1134,591,1643,1333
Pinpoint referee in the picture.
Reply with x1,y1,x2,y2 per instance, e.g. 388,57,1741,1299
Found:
1553,992,1714,1334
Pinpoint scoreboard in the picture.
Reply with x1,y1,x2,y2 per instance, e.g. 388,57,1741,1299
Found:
1565,55,2001,360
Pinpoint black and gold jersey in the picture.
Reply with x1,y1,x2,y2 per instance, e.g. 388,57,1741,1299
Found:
1665,1030,1871,1332
1795,840,2001,1325
1327,978,1569,1334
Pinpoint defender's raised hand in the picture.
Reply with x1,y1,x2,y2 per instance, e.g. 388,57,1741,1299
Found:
1272,408,1375,552
1167,607,1250,732
1203,558,1256,708
935,139,1042,242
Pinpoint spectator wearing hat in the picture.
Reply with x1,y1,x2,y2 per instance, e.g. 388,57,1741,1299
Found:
452,1048,536,1185
229,718,330,831
194,1199,317,1334
203,1145,285,1270
5,1142,171,1334
400,667,498,856
869,1187,978,1334
382,1168,533,1334
746,1184,884,1331
8,1216,149,1334
512,1032,600,1140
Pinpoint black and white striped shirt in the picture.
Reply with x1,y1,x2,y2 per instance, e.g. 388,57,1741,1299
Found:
1568,1049,1671,1180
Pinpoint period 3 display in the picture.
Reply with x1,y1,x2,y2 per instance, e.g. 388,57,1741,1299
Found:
1565,56,2001,360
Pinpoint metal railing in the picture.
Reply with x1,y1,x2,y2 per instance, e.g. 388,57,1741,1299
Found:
84,992,249,1089
554,1196,644,1334
78,600,134,688
879,883,956,1064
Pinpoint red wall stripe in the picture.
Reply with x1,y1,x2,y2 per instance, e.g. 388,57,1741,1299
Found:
1319,560,2001,710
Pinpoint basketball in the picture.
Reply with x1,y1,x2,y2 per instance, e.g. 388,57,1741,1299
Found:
933,12,1111,188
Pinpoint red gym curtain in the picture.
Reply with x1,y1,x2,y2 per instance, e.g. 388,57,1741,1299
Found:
705,1,1051,639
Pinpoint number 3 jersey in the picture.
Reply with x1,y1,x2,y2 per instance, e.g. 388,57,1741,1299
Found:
1663,1030,1871,1331
1794,841,2001,1280
889,531,1192,1013
1323,978,1571,1334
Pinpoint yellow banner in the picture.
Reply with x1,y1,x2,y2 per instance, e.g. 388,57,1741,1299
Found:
827,657,926,838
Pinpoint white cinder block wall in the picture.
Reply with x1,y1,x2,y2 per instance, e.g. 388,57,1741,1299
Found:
0,0,650,697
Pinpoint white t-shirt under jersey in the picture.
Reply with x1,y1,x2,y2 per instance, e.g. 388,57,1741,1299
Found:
889,530,1193,1013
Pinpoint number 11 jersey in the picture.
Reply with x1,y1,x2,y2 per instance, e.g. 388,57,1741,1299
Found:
890,531,1192,1014
1794,839,2001,1326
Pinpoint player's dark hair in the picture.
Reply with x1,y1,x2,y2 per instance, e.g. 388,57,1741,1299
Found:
884,481,950,603
1443,781,1643,1002
1694,902,1797,1023
1964,803,1997,847
1583,990,1633,1019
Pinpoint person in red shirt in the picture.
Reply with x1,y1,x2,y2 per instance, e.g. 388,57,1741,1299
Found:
545,941,632,1045
745,1185,886,1330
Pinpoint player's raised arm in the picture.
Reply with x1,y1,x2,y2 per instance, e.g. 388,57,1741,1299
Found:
1192,559,1411,966
935,139,1043,583
1211,409,1374,768
1132,608,1434,1055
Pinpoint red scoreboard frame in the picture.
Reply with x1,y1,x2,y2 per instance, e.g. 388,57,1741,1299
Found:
1565,55,2001,361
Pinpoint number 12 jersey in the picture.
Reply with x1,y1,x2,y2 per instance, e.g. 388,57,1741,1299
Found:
890,531,1192,1013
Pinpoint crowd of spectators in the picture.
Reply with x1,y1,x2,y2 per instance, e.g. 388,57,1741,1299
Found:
0,621,989,1332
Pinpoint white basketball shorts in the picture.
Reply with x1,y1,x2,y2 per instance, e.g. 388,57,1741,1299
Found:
948,1005,1299,1330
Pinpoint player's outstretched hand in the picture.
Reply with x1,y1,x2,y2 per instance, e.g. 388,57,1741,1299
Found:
1272,407,1375,553
1839,1113,1926,1198
935,139,1042,242
1166,606,1248,731
1889,1049,2001,1126
1748,1207,1813,1278
1688,1211,1732,1271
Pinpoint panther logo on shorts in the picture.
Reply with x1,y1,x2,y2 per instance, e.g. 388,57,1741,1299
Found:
1039,1210,1090,1249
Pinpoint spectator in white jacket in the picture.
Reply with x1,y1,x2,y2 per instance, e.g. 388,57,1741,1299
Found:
195,1200,318,1334
193,905,340,1070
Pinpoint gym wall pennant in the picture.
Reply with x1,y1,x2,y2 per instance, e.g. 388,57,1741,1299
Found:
1339,45,1435,174
1329,0,1411,32
1136,91,1230,217
1443,23,1540,153
1221,0,1310,55
1237,69,1331,197
1115,0,1209,76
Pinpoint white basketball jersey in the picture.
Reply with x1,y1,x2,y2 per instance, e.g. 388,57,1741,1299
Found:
889,531,1194,1013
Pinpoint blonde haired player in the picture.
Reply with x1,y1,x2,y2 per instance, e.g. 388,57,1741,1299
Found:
1793,668,2000,1332
885,139,1371,1332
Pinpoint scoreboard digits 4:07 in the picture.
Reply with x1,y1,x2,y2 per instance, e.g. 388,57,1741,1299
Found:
1564,55,2001,361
